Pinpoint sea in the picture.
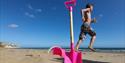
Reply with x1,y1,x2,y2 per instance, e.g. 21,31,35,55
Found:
18,47,125,53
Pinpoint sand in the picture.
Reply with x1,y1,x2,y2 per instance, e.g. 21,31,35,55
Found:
0,48,125,63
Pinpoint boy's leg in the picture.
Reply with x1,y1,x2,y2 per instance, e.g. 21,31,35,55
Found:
88,36,96,51
75,24,86,51
88,28,96,52
75,33,86,51
75,39,83,51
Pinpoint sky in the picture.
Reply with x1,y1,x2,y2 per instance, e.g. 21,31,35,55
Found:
0,0,125,48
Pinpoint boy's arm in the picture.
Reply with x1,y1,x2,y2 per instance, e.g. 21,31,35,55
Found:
91,17,97,23
81,8,90,22
81,9,85,22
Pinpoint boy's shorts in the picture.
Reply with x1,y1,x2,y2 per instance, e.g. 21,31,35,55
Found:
79,23,96,40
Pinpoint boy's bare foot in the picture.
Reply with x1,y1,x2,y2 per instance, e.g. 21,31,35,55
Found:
88,46,96,52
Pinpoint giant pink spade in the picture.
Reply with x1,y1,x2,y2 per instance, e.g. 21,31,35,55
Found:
49,0,82,63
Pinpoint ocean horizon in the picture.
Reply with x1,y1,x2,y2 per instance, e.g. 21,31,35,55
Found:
14,47,125,53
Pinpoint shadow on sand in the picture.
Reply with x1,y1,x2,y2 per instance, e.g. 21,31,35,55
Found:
82,59,110,63
52,58,110,63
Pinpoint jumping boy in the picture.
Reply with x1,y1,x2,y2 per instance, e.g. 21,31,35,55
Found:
75,3,96,52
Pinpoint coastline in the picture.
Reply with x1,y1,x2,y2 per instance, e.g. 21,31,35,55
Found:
15,47,125,53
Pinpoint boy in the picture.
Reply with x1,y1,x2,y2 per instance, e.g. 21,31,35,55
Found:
75,3,96,52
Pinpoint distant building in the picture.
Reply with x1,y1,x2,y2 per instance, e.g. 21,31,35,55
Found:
0,42,18,48
0,42,4,47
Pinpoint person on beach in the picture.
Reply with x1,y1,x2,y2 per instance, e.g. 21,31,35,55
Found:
75,3,96,52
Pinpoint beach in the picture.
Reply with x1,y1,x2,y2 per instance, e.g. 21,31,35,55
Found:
0,48,125,63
